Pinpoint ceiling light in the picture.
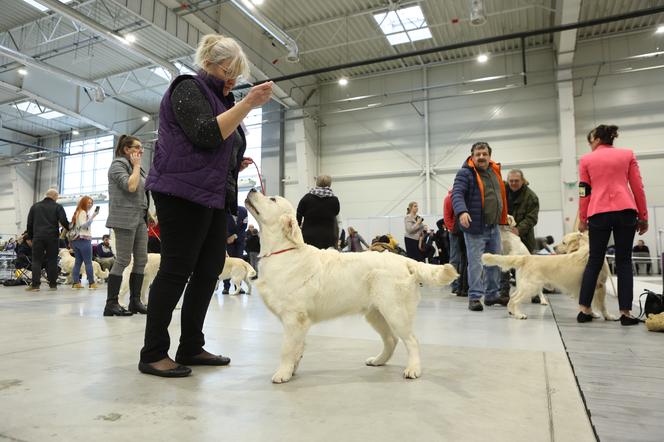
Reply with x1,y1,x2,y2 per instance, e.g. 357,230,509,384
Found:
124,34,136,44
252,0,264,5
477,54,489,63
18,68,28,76
656,25,664,34
338,77,348,86
141,115,150,122
72,130,79,135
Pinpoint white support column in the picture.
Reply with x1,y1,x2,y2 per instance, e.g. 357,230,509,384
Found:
557,69,579,233
293,114,317,195
423,67,431,214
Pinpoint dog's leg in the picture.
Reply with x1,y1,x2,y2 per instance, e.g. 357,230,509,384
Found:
508,285,534,320
272,312,311,384
538,291,548,305
379,301,421,379
364,309,398,366
593,281,617,321
230,277,242,295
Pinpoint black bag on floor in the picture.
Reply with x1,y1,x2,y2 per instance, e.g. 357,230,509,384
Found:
638,289,664,319
3,278,26,286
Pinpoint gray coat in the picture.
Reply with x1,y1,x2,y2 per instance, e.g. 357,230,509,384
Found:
106,156,148,230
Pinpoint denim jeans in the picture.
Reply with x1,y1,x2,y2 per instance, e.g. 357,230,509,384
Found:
464,225,502,301
449,233,460,291
72,239,94,284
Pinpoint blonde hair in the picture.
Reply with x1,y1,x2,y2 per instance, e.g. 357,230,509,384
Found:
315,175,332,188
407,201,418,215
195,34,250,79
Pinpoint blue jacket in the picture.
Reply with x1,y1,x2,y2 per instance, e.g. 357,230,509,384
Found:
452,157,508,234
226,206,248,257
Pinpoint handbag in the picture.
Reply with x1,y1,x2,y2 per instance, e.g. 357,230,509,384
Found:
638,289,664,319
66,222,81,242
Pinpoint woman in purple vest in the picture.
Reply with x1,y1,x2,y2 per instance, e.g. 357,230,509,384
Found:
138,34,273,378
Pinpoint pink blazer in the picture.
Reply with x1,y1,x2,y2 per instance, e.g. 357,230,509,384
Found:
578,145,647,223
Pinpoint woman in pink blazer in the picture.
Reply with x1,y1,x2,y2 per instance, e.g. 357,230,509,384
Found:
577,125,648,326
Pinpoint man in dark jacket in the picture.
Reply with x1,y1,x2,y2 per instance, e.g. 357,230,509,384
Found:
245,224,260,274
501,169,540,300
25,189,70,291
296,175,340,249
452,142,508,311
223,205,248,294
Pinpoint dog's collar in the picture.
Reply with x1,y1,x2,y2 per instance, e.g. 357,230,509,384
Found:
260,247,297,258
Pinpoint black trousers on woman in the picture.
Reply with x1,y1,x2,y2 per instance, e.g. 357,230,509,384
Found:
140,192,227,363
579,209,637,311
404,237,424,262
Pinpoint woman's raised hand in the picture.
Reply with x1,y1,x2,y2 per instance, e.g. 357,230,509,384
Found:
244,81,273,108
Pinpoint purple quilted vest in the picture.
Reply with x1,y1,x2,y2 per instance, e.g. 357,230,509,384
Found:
145,72,243,209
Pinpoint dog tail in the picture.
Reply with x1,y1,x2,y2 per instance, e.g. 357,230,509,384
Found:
407,261,459,286
481,253,527,271
247,266,257,279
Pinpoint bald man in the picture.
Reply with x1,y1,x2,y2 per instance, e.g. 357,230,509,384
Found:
25,189,70,291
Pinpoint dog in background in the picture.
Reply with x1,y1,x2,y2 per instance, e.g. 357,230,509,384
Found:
216,257,256,295
499,215,548,305
246,190,458,383
58,248,108,284
118,253,161,304
482,231,614,320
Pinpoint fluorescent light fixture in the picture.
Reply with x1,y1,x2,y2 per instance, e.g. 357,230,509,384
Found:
374,5,432,46
477,53,489,63
151,66,172,81
20,0,72,12
18,68,28,76
72,130,79,135
175,62,196,75
252,0,264,5
15,101,65,120
141,115,150,122
338,77,348,86
656,25,664,34
124,34,136,44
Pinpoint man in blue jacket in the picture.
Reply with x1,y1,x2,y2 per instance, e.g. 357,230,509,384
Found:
222,205,248,294
452,142,509,311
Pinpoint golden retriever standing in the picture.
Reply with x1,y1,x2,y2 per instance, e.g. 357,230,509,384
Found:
58,249,108,284
482,232,615,320
216,257,256,295
118,253,161,304
245,190,458,383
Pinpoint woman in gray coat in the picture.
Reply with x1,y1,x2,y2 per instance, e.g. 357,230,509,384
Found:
105,135,149,316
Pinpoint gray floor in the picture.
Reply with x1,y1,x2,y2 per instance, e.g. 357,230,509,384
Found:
548,284,664,442
0,283,595,442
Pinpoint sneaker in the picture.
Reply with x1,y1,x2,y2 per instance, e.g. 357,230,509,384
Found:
49,285,58,291
221,288,229,295
577,311,593,323
239,289,246,294
25,286,40,292
456,291,468,297
619,315,639,326
485,295,509,307
89,283,99,289
72,283,84,289
468,300,484,311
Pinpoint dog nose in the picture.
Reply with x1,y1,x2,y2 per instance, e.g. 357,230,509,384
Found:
249,188,257,193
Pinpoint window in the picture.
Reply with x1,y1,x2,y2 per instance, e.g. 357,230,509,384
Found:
61,134,114,238
373,5,432,46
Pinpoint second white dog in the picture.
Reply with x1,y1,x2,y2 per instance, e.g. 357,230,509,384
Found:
58,249,108,284
216,257,256,295
118,253,161,304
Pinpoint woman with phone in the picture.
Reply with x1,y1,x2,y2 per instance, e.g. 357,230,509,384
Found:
105,135,149,317
404,201,425,262
70,196,99,289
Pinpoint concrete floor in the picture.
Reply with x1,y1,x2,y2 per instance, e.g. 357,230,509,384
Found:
0,284,595,442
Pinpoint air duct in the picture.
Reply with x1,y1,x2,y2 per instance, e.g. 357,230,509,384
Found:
230,0,300,62
0,43,106,102
34,0,179,78
470,0,487,26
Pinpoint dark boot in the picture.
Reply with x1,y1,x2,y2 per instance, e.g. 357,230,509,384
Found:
103,274,133,317
128,272,148,314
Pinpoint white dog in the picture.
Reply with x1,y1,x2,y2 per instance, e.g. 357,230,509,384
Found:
118,253,161,304
482,232,614,320
245,190,458,383
216,257,256,295
58,249,108,284
499,215,547,305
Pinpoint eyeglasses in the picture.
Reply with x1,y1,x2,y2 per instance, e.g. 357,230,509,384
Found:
129,144,144,150
216,63,238,80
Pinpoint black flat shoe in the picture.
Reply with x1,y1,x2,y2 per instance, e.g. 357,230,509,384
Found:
531,295,541,304
620,315,640,326
175,354,231,366
138,361,191,378
577,312,593,323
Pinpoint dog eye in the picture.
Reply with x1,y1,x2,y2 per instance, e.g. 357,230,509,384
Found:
269,197,276,202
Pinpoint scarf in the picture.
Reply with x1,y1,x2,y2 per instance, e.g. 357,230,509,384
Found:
309,186,335,198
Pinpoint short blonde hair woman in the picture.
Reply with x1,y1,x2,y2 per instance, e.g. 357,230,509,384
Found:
139,34,273,378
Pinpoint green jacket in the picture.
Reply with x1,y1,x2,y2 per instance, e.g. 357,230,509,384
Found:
506,183,539,252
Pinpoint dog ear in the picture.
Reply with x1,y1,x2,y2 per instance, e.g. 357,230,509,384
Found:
280,214,304,244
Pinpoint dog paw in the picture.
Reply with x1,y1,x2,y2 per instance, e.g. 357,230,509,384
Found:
271,368,293,384
540,298,549,305
604,314,618,321
365,356,385,366
591,312,601,319
403,366,421,379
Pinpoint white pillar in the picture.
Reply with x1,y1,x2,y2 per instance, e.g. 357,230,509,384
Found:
557,68,578,233
423,67,431,214
294,116,317,195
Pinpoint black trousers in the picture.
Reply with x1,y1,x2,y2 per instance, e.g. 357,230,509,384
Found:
579,210,637,311
404,237,424,262
140,192,227,363
31,237,59,287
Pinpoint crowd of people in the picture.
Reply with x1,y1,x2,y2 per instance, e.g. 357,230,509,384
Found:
3,30,652,378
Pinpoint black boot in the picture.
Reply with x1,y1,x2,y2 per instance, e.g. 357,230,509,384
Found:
128,273,148,314
103,274,133,317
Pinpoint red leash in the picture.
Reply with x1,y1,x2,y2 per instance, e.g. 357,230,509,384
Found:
252,161,265,195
